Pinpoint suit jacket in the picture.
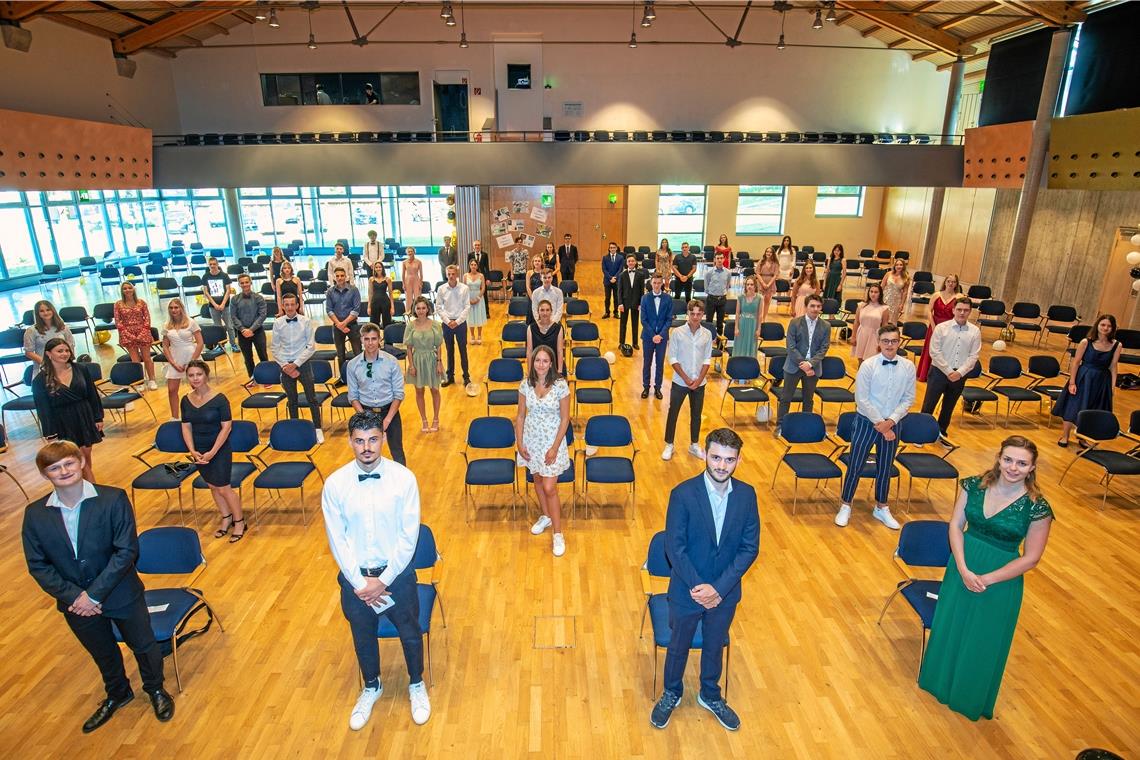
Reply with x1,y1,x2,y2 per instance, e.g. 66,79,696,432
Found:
437,244,458,272
601,252,624,280
640,290,673,341
665,475,760,613
617,268,648,309
467,250,489,277
22,485,145,614
557,244,579,272
783,315,830,375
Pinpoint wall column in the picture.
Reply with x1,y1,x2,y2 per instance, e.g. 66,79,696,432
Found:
919,56,965,273
223,187,246,256
1000,27,1072,300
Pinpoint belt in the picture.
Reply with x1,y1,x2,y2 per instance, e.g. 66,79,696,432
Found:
360,565,388,577
364,403,394,412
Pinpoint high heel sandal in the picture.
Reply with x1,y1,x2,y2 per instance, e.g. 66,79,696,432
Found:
429,418,440,432
229,518,246,543
214,514,234,539
421,418,430,432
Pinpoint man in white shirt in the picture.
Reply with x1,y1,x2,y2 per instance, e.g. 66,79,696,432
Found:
272,292,324,442
921,296,981,439
836,323,915,530
322,411,430,732
327,242,355,283
435,265,471,387
530,270,564,324
362,230,384,271
663,300,713,462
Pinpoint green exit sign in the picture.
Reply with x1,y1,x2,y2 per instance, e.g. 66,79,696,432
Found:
541,193,553,207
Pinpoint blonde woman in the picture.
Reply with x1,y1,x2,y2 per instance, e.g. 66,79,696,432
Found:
655,238,673,284
882,257,911,323
269,245,287,282
114,281,158,389
161,298,203,420
275,260,304,317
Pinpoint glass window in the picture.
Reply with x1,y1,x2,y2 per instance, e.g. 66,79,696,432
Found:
192,188,220,198
350,186,379,195
47,205,86,265
318,186,347,196
104,202,127,253
272,198,306,244
657,185,707,249
0,191,22,204
162,199,195,241
736,185,786,235
350,199,386,243
397,197,433,247
193,200,228,248
379,72,420,105
318,198,353,247
46,191,73,202
30,206,55,266
815,186,865,217
142,200,169,249
0,208,39,276
79,204,111,257
239,198,274,243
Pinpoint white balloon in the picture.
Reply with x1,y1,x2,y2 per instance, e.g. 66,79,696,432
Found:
1131,233,1140,246
1126,250,1140,266
992,340,1007,352
603,351,617,364
1132,280,1140,293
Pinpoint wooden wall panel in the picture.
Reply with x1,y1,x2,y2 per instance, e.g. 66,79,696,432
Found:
486,185,557,276
963,121,1033,189
876,187,932,255
930,188,995,284
1049,108,1140,191
554,185,627,263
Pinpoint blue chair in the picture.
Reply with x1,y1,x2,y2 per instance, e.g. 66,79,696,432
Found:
720,356,769,426
2,365,40,433
572,356,613,416
771,412,843,513
114,527,224,692
462,416,518,522
507,297,531,319
250,419,324,525
959,363,999,428
813,356,856,418
130,421,198,524
313,324,339,362
0,422,29,500
58,306,93,351
834,411,900,499
383,323,407,361
758,321,787,359
568,322,601,370
899,321,927,361
876,520,950,674
486,358,524,415
155,277,181,301
983,356,1040,427
499,321,529,360
1057,410,1140,509
39,264,63,286
894,413,960,510
97,362,158,428
1024,355,1065,413
559,280,579,298
641,531,729,697
240,362,287,422
199,324,235,375
92,302,118,334
294,359,335,427
376,524,445,686
564,297,590,327
191,419,260,503
975,299,1008,331
581,415,636,515
99,266,123,290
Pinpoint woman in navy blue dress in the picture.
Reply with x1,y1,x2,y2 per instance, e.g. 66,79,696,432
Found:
180,360,245,541
1052,314,1122,447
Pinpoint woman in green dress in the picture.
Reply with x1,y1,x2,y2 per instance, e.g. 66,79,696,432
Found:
404,296,445,433
731,275,761,359
822,243,845,301
918,435,1054,720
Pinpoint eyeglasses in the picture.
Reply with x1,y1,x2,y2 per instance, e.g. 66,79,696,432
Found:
879,338,901,345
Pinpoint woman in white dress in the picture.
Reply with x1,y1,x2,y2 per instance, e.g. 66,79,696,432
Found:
464,258,487,343
776,235,798,280
162,298,203,420
516,344,571,557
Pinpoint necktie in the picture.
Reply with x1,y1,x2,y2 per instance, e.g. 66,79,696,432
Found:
286,317,298,323
358,473,381,482
882,359,897,366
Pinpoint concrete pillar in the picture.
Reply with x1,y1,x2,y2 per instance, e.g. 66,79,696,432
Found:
223,187,246,256
919,56,966,273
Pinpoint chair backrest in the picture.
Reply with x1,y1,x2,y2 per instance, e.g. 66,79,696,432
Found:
758,321,784,342
228,419,260,452
1045,304,1077,322
570,322,600,342
565,298,589,317
93,303,116,323
819,356,847,381
896,413,941,445
966,284,991,300
466,416,515,449
1027,355,1060,378
309,359,334,384
108,361,144,386
1076,409,1120,441
488,357,524,383
502,321,528,343
269,418,318,451
782,412,827,443
315,325,335,345
199,324,226,347
79,361,103,382
182,275,203,289
59,306,90,323
725,356,761,381
583,415,633,447
154,420,190,453
912,270,933,283
383,323,405,345
901,321,927,341
836,411,857,442
978,300,1006,316
895,520,950,569
988,355,1022,379
251,361,282,385
574,356,611,382
136,526,204,575
646,531,670,578
412,524,440,570
508,298,530,318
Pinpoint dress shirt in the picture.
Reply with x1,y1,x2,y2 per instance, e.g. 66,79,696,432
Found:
530,285,564,322
804,316,819,360
327,256,354,282
668,323,713,387
930,319,981,376
272,313,316,366
230,291,267,330
325,284,361,322
346,350,406,407
46,480,99,557
435,282,471,323
322,457,420,590
703,473,733,544
362,241,383,269
855,351,916,424
705,268,731,297
507,250,529,275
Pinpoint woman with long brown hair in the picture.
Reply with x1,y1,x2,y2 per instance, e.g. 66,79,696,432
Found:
790,261,821,317
114,281,158,390
776,235,797,280
822,244,846,301
31,337,104,482
1052,314,1122,447
403,295,444,432
714,233,733,269
916,273,962,382
23,299,75,370
516,344,571,557
919,436,1054,720
756,248,779,323
655,238,673,285
851,283,890,364
367,260,393,328
275,260,304,317
181,360,245,542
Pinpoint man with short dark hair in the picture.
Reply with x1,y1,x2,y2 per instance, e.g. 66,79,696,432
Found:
775,293,830,436
704,253,731,335
437,235,457,274
617,254,647,350
557,232,578,281
22,440,175,733
322,411,430,732
230,273,269,385
672,242,698,302
640,272,671,399
274,292,324,443
921,296,980,440
651,427,759,732
663,300,712,461
347,323,406,465
435,265,471,387
202,257,238,352
601,241,623,318
326,268,362,383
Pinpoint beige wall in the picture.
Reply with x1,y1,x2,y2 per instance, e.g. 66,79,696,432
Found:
877,186,996,283
626,186,660,249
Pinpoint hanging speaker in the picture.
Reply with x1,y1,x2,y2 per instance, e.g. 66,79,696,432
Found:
115,56,138,79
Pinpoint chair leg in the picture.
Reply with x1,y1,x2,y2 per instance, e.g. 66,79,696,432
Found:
652,645,659,698
170,634,183,693
877,584,906,625
724,641,730,699
425,632,433,687
792,477,799,515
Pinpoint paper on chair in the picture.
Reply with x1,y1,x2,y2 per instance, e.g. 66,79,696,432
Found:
148,604,170,613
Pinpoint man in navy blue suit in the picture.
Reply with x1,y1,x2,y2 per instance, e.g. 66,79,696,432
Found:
639,272,672,399
600,241,624,318
651,427,760,732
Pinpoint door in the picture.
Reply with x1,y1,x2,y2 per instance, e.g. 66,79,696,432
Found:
579,208,602,262
433,82,469,142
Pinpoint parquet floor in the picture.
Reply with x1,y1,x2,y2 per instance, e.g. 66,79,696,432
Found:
0,275,1136,759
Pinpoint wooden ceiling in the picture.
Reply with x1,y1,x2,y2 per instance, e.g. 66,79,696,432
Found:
0,0,1101,74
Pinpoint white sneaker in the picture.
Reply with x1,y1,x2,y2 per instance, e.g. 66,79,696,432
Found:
349,685,382,730
688,443,705,460
408,681,431,725
834,504,852,527
584,445,599,456
146,380,158,391
661,444,675,461
552,533,566,557
872,505,901,530
531,515,552,535
315,429,325,444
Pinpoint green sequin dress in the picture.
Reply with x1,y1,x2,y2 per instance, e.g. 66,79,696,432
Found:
918,475,1054,720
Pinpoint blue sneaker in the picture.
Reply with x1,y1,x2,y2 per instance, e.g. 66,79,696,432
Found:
697,694,740,731
650,689,681,729
229,344,241,353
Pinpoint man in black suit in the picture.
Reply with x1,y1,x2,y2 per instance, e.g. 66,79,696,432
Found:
651,427,760,732
616,254,647,350
557,232,578,281
21,441,175,733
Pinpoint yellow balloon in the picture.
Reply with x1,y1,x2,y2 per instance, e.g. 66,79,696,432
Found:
94,330,111,345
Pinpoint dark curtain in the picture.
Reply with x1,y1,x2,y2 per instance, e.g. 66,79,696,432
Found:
977,27,1056,127
1065,3,1140,116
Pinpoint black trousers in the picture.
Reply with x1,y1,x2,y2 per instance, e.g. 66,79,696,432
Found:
338,569,423,687
921,366,966,434
673,278,693,303
663,600,735,701
442,322,470,383
363,402,405,465
705,295,727,335
664,383,706,445
777,369,818,421
65,594,164,699
238,328,268,378
603,278,618,316
282,361,323,429
333,323,362,380
619,306,640,347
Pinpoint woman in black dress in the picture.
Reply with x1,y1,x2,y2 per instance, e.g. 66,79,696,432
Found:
368,260,393,328
1053,313,1122,447
179,360,245,542
31,337,104,483
526,299,565,376
274,260,304,318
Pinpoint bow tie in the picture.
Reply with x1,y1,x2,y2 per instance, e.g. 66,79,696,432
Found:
882,359,897,366
358,473,381,482
285,317,298,323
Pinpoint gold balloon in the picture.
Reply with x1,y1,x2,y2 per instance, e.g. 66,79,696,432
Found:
94,330,111,345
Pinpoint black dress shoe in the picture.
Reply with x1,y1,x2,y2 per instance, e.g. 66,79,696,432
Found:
633,344,640,350
602,313,611,319
441,378,454,388
82,691,134,733
654,389,663,400
641,388,649,399
147,689,175,722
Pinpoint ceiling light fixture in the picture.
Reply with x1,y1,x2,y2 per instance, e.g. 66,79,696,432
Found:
268,7,279,28
641,13,651,27
446,14,456,27
441,2,453,20
628,1,638,47
813,9,822,29
307,8,316,49
629,32,638,48
459,31,469,48
644,1,656,21
777,9,786,49
458,0,468,47
825,2,837,23
254,2,268,21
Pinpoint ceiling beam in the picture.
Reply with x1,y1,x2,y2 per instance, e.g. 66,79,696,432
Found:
961,16,1037,43
933,2,999,31
999,1,1085,26
886,37,909,49
938,51,988,71
911,49,938,61
112,1,252,55
45,12,118,39
860,24,881,37
0,2,61,22
231,10,257,23
834,1,976,56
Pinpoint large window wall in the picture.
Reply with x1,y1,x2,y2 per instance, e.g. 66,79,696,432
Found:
656,185,707,249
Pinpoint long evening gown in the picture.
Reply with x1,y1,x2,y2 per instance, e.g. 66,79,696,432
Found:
916,295,956,381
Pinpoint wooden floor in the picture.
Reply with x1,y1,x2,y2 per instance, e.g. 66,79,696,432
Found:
0,274,1137,759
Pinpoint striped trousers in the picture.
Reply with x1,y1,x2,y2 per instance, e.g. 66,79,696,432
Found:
840,412,898,504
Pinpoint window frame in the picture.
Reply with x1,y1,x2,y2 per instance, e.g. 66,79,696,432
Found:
814,186,866,218
734,185,787,236
656,184,707,250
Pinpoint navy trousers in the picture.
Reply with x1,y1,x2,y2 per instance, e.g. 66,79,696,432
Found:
663,600,736,701
840,412,898,504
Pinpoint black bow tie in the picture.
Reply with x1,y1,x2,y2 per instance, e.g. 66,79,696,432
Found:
286,317,298,323
882,359,898,366
358,473,381,482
